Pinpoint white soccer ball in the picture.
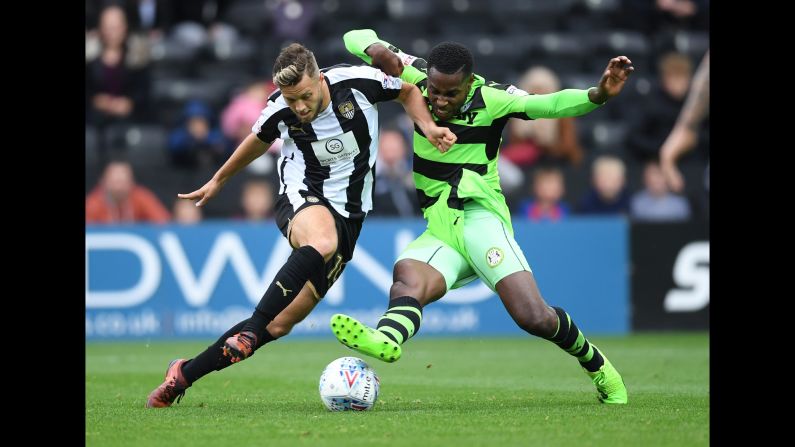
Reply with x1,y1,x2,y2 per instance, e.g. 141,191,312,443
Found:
319,356,380,411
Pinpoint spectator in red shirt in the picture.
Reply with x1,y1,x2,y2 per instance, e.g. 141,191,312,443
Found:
86,160,171,224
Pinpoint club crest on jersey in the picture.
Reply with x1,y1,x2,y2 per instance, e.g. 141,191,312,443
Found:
486,247,504,267
338,101,355,120
305,196,320,203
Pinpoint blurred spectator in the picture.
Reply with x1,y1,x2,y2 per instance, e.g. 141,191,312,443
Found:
620,0,709,33
516,167,570,222
173,197,203,224
123,0,175,40
86,160,171,224
222,81,275,146
170,0,236,51
267,0,317,40
501,66,584,168
577,155,630,215
86,4,151,157
168,100,229,168
630,161,691,222
372,130,419,217
239,179,275,221
626,52,693,163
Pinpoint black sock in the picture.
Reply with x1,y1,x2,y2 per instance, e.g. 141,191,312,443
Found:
241,246,325,340
376,296,423,345
547,306,605,373
181,319,277,385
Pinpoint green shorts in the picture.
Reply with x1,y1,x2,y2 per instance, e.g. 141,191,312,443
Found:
396,201,532,292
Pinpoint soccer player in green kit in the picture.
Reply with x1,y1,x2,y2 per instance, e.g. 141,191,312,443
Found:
330,29,632,404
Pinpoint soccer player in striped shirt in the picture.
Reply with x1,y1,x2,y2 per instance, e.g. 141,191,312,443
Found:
146,42,456,408
330,30,632,404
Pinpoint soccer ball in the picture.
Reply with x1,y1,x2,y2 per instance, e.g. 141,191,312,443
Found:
319,356,380,411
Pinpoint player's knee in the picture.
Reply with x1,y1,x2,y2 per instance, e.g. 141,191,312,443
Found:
266,320,293,338
306,237,338,262
390,280,419,299
515,307,557,337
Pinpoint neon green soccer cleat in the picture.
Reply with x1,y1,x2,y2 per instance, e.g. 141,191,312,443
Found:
330,314,402,363
585,347,628,404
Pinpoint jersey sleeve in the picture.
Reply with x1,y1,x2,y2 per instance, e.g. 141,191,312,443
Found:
481,86,602,120
343,29,428,86
251,100,284,143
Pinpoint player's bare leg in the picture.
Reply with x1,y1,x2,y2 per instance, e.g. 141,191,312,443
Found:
497,271,627,404
331,259,446,363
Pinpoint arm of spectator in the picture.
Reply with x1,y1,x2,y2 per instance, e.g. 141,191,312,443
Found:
660,50,709,192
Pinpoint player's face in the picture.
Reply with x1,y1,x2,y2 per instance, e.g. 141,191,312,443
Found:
281,72,325,123
427,68,474,121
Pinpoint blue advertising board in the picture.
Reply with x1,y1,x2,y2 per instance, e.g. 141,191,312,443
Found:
86,217,628,339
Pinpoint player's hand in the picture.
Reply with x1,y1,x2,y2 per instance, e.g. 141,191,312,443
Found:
426,126,457,153
593,56,634,102
367,44,403,77
178,178,223,207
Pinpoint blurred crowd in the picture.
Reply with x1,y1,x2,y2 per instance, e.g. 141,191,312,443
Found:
86,0,709,225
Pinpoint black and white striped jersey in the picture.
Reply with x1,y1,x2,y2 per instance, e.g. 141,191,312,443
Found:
252,64,404,219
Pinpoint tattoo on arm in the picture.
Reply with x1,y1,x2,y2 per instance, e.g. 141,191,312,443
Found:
679,51,710,131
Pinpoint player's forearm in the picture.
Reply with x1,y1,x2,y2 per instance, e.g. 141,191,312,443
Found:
212,133,270,184
343,29,385,65
525,89,602,118
397,84,435,135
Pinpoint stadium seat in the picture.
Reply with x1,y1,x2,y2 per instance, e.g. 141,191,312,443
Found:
221,0,270,36
590,120,629,154
104,124,169,169
673,31,709,60
86,126,99,167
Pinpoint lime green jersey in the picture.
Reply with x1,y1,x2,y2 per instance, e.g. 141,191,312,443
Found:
344,29,603,256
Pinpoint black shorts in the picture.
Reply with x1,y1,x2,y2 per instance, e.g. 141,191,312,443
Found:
273,193,363,298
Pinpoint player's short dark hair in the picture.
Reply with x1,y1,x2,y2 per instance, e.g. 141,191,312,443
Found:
273,43,319,87
427,42,474,78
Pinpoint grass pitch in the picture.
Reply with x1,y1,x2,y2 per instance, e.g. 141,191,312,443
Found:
86,332,708,446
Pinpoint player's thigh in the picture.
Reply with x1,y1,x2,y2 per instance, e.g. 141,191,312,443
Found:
288,204,338,253
396,230,476,300
462,208,532,292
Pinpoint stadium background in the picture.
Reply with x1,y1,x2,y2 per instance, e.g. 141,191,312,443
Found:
86,0,709,339
85,1,709,445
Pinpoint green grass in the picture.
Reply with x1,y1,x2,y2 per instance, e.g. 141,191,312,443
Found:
86,333,708,447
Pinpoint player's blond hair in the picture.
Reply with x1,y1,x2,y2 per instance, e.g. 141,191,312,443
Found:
272,43,319,87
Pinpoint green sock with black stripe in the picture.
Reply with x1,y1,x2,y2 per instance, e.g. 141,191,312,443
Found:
376,296,423,345
547,306,605,372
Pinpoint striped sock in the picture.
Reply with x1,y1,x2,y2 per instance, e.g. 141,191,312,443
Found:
547,306,605,373
376,296,423,345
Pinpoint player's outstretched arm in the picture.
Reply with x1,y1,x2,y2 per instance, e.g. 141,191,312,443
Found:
178,133,271,207
497,56,634,120
343,29,385,65
344,29,429,84
396,82,456,152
